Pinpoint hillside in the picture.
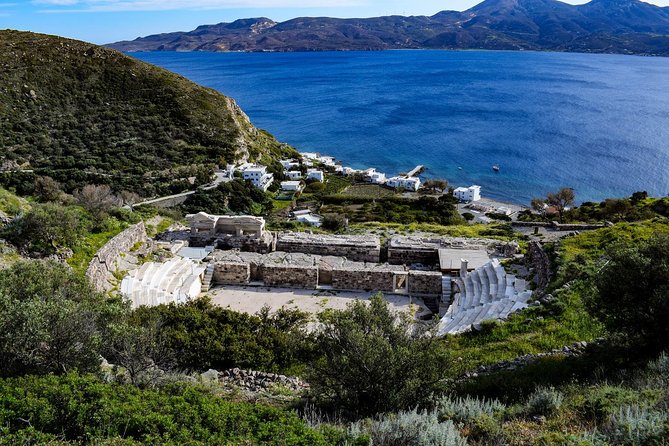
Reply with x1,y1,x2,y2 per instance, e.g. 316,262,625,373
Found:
0,30,293,196
108,0,669,56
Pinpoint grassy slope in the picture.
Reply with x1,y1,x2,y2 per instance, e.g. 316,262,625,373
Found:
0,30,293,195
443,220,669,373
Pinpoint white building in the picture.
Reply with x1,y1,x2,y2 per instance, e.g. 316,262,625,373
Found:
281,181,303,192
368,171,386,184
300,152,336,168
386,176,421,191
306,169,324,182
285,170,303,180
243,165,274,192
280,159,300,170
293,209,323,227
453,185,482,202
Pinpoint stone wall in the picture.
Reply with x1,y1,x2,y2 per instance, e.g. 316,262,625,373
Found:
209,233,275,254
387,236,496,266
213,262,250,285
512,221,610,231
262,264,318,289
276,233,380,263
86,222,147,292
331,268,400,293
408,270,443,296
388,247,439,266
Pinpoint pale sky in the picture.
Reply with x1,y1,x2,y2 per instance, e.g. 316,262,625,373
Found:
1,0,668,44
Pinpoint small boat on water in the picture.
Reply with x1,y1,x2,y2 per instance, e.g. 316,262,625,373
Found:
492,164,500,172
458,166,463,170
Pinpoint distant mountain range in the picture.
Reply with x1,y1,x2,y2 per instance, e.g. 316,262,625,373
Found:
108,0,669,56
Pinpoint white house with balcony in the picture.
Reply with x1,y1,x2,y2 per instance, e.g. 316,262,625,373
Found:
243,165,274,192
386,176,421,191
306,169,324,182
285,170,303,180
453,185,482,202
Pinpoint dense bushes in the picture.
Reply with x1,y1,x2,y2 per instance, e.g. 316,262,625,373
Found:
182,179,273,216
1,203,90,255
0,374,329,445
127,298,311,374
320,194,463,226
0,260,115,377
308,295,449,416
586,234,669,354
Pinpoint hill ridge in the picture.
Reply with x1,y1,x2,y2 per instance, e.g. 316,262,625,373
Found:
107,0,669,55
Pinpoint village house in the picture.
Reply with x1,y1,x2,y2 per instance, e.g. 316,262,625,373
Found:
387,176,421,191
453,185,482,202
281,181,303,192
285,170,303,180
242,165,274,192
306,169,324,182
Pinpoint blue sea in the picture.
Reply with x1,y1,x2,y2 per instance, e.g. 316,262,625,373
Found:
132,50,669,204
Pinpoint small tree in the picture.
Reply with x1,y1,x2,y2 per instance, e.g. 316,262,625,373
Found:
586,234,669,354
546,187,575,223
423,179,448,193
532,188,575,223
34,176,63,203
2,203,89,255
322,214,348,231
308,294,449,416
74,184,122,221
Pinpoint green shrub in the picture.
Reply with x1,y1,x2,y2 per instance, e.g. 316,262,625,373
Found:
527,386,565,416
648,352,669,382
602,405,667,446
579,386,646,423
0,260,115,377
437,394,506,423
0,373,329,445
349,409,467,446
308,295,449,416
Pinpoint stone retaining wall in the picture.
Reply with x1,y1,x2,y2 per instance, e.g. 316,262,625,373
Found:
276,233,380,263
86,222,147,292
388,247,439,266
511,221,609,231
331,268,400,293
408,270,443,296
262,264,318,288
213,262,250,285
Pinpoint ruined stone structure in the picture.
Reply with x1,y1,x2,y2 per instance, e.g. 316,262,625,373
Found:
187,212,274,253
276,233,381,263
87,222,147,292
408,270,444,296
263,264,319,289
212,262,250,285
207,250,442,298
387,236,496,266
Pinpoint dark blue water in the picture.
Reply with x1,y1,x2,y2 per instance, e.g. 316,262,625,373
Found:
133,50,669,204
